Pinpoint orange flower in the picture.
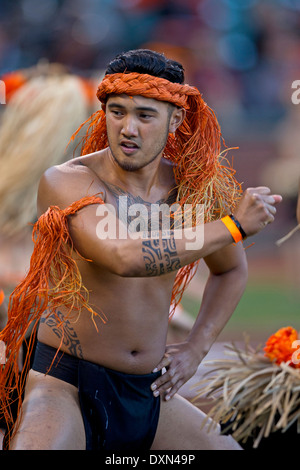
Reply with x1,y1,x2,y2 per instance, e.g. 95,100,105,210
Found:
264,326,300,368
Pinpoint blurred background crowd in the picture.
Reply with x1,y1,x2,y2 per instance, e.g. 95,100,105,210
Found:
0,0,299,342
1,0,299,131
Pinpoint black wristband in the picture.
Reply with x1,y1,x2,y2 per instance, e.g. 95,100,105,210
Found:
229,214,247,239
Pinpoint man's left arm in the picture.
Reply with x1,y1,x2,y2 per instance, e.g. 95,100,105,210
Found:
151,242,248,401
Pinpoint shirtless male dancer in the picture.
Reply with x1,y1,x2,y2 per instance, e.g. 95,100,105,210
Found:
5,49,282,450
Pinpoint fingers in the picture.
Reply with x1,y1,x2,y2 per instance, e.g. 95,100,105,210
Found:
247,187,282,205
247,191,276,224
152,354,171,373
247,186,272,195
151,354,174,400
151,344,200,401
234,186,283,237
151,364,184,401
249,192,277,207
264,199,277,218
151,353,190,401
273,194,283,204
254,193,280,223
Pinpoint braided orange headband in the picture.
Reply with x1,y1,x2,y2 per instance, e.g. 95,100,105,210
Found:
97,72,201,109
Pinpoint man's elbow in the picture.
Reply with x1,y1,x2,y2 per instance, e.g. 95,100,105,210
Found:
214,254,248,286
235,255,248,286
230,247,248,284
112,244,144,277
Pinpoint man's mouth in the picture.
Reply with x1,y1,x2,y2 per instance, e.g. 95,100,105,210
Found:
120,140,139,154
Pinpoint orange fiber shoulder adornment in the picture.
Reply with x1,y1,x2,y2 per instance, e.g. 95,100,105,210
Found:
0,194,105,445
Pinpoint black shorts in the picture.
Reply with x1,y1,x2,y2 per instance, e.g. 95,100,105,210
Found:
32,341,161,450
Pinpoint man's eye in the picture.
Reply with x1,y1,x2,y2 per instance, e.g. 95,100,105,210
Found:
140,114,152,119
112,110,123,116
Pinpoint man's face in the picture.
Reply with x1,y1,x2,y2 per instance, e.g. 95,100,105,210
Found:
105,94,174,172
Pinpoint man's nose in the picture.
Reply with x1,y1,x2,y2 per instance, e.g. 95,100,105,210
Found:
121,116,138,137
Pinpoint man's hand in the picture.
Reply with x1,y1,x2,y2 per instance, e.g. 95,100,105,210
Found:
233,186,282,237
150,342,201,401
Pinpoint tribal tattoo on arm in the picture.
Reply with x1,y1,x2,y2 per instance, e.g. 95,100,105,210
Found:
104,181,182,276
142,233,181,276
40,310,84,358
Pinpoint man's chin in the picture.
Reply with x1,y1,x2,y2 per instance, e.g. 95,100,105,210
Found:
119,162,141,172
111,151,146,172
109,146,163,172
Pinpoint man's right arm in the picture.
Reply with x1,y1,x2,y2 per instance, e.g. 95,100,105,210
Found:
38,167,282,278
70,187,281,277
103,187,281,277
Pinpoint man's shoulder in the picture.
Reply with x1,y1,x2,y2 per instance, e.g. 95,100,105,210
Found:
43,153,99,178
39,158,97,197
37,155,106,215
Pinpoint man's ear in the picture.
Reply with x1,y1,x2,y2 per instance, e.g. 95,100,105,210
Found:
101,103,106,113
169,107,186,134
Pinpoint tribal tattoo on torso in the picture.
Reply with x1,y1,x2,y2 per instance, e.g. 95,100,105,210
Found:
40,310,84,358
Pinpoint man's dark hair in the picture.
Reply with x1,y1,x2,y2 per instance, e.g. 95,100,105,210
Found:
105,49,185,84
